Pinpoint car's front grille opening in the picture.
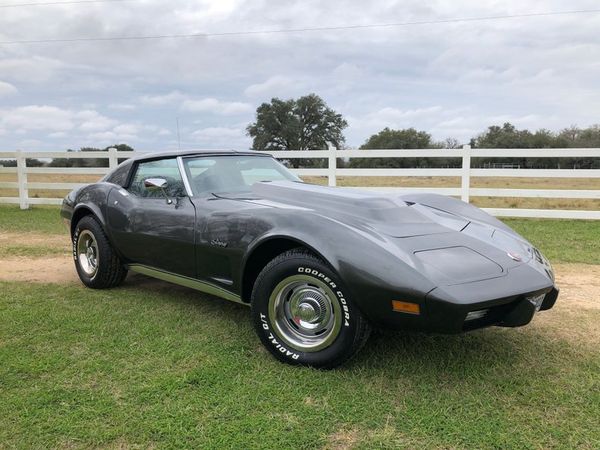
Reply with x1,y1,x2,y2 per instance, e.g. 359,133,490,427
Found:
462,300,518,331
465,309,489,321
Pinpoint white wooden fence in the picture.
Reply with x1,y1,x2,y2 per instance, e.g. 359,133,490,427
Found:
1,147,599,219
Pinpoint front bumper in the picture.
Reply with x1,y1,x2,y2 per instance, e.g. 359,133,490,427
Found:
366,260,558,334
422,285,559,333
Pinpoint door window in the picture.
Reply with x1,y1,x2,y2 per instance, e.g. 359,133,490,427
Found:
128,158,186,198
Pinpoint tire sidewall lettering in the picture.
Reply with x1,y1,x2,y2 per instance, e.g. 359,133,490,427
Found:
296,267,350,326
259,313,300,360
72,227,80,261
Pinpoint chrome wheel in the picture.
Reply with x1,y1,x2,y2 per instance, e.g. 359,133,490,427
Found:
77,230,99,278
268,274,342,352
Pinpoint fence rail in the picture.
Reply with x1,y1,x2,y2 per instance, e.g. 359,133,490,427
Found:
1,147,599,219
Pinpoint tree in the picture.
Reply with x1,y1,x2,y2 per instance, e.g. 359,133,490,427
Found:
557,125,600,168
469,122,600,168
443,137,461,149
49,144,135,168
350,127,455,168
246,94,347,167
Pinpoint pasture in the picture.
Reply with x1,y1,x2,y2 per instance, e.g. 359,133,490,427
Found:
1,172,600,211
0,205,598,448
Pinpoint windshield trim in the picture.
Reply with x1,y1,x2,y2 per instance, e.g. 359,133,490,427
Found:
176,156,194,197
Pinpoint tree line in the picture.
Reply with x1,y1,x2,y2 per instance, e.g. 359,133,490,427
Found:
247,94,600,169
0,144,134,168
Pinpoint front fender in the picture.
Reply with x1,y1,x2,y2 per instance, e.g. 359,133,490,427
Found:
244,211,436,323
68,184,112,238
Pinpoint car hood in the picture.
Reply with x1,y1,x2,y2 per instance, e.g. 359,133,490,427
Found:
223,181,464,238
218,181,538,282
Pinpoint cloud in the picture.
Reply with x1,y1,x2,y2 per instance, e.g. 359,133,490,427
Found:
140,91,186,106
347,106,450,139
139,92,253,116
361,106,445,126
191,126,244,138
0,0,599,150
113,123,140,135
0,56,75,83
0,105,157,149
108,103,136,110
18,139,43,147
190,125,250,148
181,98,253,115
244,76,296,98
77,110,118,132
0,105,75,132
0,81,18,97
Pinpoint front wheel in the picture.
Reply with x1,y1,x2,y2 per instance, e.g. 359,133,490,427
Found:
251,249,371,368
73,215,127,289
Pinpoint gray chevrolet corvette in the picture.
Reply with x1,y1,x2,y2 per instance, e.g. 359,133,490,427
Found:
61,150,558,368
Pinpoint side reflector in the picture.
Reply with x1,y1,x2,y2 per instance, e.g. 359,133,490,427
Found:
392,300,420,315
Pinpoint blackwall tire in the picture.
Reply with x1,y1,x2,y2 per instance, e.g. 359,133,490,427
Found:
73,215,127,289
251,248,371,368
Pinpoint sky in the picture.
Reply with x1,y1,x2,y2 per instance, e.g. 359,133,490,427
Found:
0,0,599,152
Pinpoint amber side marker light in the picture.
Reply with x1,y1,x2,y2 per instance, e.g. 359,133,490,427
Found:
391,300,420,315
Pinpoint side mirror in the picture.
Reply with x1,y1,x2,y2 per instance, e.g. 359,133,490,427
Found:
144,177,168,190
144,177,173,204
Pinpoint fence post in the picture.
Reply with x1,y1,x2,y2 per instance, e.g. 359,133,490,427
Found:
16,150,29,210
461,144,471,203
328,146,337,187
108,147,118,169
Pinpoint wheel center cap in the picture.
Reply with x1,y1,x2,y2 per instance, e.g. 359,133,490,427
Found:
297,302,318,323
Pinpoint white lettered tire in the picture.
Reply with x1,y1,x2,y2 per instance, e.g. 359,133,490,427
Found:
73,215,127,289
251,248,371,368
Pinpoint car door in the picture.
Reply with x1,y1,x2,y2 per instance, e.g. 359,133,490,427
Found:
106,157,196,278
180,156,259,292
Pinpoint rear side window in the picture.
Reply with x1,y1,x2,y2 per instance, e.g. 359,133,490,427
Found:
105,162,132,187
128,158,186,198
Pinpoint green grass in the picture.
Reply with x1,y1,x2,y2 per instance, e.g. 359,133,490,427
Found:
1,280,598,449
0,204,598,447
0,243,68,258
505,218,600,265
0,205,67,234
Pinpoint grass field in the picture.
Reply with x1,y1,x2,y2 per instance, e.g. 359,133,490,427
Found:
1,173,600,210
303,176,600,211
0,206,599,448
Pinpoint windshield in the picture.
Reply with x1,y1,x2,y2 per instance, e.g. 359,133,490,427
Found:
183,155,301,196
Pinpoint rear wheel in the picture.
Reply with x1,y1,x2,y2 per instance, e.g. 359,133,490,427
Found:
251,248,371,368
73,216,127,289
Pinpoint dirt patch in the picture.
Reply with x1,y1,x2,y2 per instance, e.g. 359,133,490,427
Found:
0,232,70,249
552,263,600,310
324,428,360,450
0,255,78,283
530,263,600,346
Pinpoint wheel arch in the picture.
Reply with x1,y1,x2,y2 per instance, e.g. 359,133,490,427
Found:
70,203,106,237
240,235,333,303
